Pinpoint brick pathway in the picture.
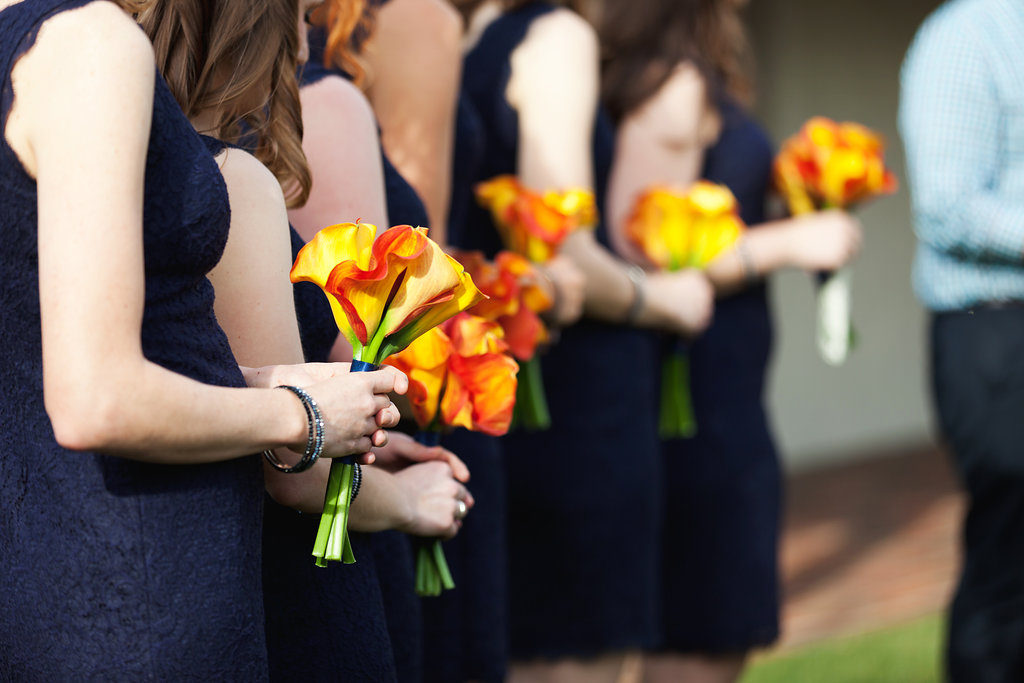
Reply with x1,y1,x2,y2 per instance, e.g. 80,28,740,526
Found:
777,447,964,648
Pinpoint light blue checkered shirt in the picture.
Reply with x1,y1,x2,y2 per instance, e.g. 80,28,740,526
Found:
900,0,1024,311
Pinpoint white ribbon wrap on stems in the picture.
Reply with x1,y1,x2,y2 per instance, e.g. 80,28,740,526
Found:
816,265,853,367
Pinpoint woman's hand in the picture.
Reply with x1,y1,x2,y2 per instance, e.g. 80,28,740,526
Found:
538,255,586,326
254,363,409,459
392,460,475,539
371,431,471,482
783,209,863,272
641,269,715,337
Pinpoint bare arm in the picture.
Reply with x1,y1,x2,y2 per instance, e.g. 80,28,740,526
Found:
24,5,397,463
606,63,860,297
510,10,712,333
366,0,462,242
289,76,389,363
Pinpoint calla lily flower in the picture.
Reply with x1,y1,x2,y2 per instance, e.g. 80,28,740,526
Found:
774,117,898,215
384,313,518,437
455,250,553,361
291,222,485,363
626,181,746,271
475,175,596,263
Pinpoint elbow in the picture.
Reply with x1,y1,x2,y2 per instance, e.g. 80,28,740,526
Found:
46,388,124,452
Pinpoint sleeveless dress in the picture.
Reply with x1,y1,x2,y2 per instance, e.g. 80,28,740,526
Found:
420,93,510,683
657,99,781,652
258,33,425,682
219,112,399,679
0,2,267,679
462,2,662,659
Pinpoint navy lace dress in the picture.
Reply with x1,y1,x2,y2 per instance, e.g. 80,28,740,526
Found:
420,93,510,683
259,35,424,682
658,100,781,653
0,1,266,679
463,2,662,659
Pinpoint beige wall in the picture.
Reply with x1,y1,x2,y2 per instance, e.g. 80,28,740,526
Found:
746,0,944,469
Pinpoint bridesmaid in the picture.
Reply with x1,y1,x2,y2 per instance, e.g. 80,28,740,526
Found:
279,3,468,679
138,1,472,679
0,0,405,678
598,1,862,681
366,2,528,679
457,1,714,681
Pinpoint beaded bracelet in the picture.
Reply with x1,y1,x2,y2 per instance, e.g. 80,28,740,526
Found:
263,385,324,474
350,463,363,502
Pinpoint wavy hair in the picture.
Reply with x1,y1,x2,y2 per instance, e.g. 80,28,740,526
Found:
321,0,375,87
138,0,312,207
597,0,752,122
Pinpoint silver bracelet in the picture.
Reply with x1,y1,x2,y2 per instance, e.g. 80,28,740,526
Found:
263,385,324,474
736,237,758,286
624,264,647,325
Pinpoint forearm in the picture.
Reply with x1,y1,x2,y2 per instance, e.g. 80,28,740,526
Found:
561,230,635,322
704,223,792,296
49,356,306,463
349,467,412,532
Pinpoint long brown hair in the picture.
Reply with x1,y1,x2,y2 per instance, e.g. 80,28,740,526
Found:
321,0,375,88
138,0,311,207
597,0,751,123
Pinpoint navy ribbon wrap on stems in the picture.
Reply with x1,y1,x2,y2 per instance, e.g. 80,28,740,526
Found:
311,360,380,566
413,430,457,597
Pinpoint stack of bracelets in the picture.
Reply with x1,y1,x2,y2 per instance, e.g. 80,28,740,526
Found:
261,385,363,500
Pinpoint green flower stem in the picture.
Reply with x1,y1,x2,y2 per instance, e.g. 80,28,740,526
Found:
312,459,356,567
658,351,697,440
514,356,551,431
413,431,457,597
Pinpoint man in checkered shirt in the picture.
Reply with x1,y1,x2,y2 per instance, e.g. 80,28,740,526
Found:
901,1,1024,680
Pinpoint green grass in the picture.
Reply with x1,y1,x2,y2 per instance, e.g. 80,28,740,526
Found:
741,614,944,683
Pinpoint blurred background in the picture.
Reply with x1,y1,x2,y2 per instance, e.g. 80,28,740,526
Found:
740,1,957,680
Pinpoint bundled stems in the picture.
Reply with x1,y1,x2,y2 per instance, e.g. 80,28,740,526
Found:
312,359,380,566
413,430,456,597
513,356,551,431
658,347,697,440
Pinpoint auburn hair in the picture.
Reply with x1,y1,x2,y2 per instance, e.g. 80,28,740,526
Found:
321,0,375,88
597,0,752,123
138,0,311,208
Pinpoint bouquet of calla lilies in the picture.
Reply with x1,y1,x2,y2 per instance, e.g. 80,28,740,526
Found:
627,181,746,439
774,117,898,366
455,250,553,429
384,313,518,595
290,222,484,566
475,175,596,430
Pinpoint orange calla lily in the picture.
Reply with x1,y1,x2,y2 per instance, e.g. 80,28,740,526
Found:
383,313,518,437
626,181,746,271
475,175,596,263
455,249,553,361
291,222,485,363
774,117,898,215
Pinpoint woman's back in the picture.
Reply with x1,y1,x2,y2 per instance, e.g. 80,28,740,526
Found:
0,2,265,677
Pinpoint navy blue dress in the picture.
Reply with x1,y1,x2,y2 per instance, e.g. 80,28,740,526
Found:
0,2,266,679
658,100,781,653
262,33,425,682
420,94,510,683
463,2,662,659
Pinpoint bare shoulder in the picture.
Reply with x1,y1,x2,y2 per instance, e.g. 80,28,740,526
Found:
378,0,462,40
218,147,286,211
519,8,596,62
300,75,377,133
33,1,152,66
628,62,713,148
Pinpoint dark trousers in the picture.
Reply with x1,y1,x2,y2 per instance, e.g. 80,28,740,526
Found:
933,308,1024,683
